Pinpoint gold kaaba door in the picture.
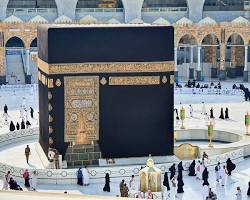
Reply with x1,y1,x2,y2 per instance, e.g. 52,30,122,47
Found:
64,76,99,145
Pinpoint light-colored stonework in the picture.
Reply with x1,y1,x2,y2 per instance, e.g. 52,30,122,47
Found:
0,21,250,77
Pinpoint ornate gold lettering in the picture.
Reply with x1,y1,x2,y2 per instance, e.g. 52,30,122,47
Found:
109,76,160,85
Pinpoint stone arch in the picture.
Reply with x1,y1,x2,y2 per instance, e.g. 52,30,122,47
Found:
5,36,25,48
142,0,187,8
226,33,245,78
178,34,198,46
30,38,37,48
201,33,220,77
76,0,124,8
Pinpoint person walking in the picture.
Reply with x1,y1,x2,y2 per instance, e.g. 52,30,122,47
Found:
9,121,15,131
25,145,31,164
30,107,34,119
201,102,206,116
16,122,20,130
219,108,224,119
226,158,236,176
21,120,25,129
189,104,193,118
2,171,10,190
247,182,250,196
225,107,229,120
119,179,125,197
188,160,196,176
31,170,38,191
129,175,136,190
77,168,83,186
82,166,90,186
4,104,8,114
54,150,59,169
220,165,227,186
169,164,176,180
23,169,30,188
202,167,209,186
215,162,220,182
210,107,214,119
103,173,110,192
236,187,242,200
123,183,129,197
163,172,170,191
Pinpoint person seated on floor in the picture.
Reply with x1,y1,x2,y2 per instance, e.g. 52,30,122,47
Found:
210,82,214,87
196,83,200,88
9,177,23,191
208,188,217,200
232,84,237,90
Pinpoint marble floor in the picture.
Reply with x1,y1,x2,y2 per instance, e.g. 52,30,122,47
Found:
0,82,250,199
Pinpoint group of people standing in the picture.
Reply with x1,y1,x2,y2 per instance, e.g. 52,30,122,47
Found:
2,170,38,191
161,162,185,198
3,103,35,132
76,166,90,186
119,175,136,197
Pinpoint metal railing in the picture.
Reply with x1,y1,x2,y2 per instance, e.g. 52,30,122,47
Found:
76,8,123,13
142,7,188,12
7,8,57,15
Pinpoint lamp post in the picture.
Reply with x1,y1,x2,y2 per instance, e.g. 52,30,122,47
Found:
180,107,185,129
208,121,214,148
245,112,250,135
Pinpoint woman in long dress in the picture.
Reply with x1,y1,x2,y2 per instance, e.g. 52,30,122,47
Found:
77,168,83,186
103,173,110,192
82,166,90,186
202,167,209,186
31,170,38,191
23,169,30,188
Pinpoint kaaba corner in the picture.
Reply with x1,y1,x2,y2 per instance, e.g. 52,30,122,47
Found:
37,24,175,167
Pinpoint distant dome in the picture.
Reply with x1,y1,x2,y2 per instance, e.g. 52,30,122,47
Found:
29,15,48,23
129,18,144,24
175,17,193,25
198,17,217,25
79,15,97,24
232,16,249,24
54,15,72,23
4,15,23,23
107,18,120,24
152,17,170,25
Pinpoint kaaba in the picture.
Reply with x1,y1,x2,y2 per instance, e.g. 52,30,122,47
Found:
37,24,174,167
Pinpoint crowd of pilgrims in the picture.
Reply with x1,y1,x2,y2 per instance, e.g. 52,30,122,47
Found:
176,80,250,101
2,101,35,132
175,102,230,125
2,170,39,191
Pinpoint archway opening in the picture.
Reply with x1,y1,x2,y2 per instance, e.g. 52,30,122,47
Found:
5,36,25,48
203,0,244,11
7,0,57,8
143,0,187,8
226,33,245,78
177,34,198,79
5,36,26,85
201,34,220,78
30,38,37,48
76,0,123,8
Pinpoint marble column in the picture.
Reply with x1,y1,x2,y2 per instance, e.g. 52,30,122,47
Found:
174,47,178,82
196,45,202,81
219,43,226,80
189,46,194,79
0,47,6,84
244,45,249,82
25,49,31,84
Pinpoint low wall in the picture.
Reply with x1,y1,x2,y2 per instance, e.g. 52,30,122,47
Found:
0,129,246,185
